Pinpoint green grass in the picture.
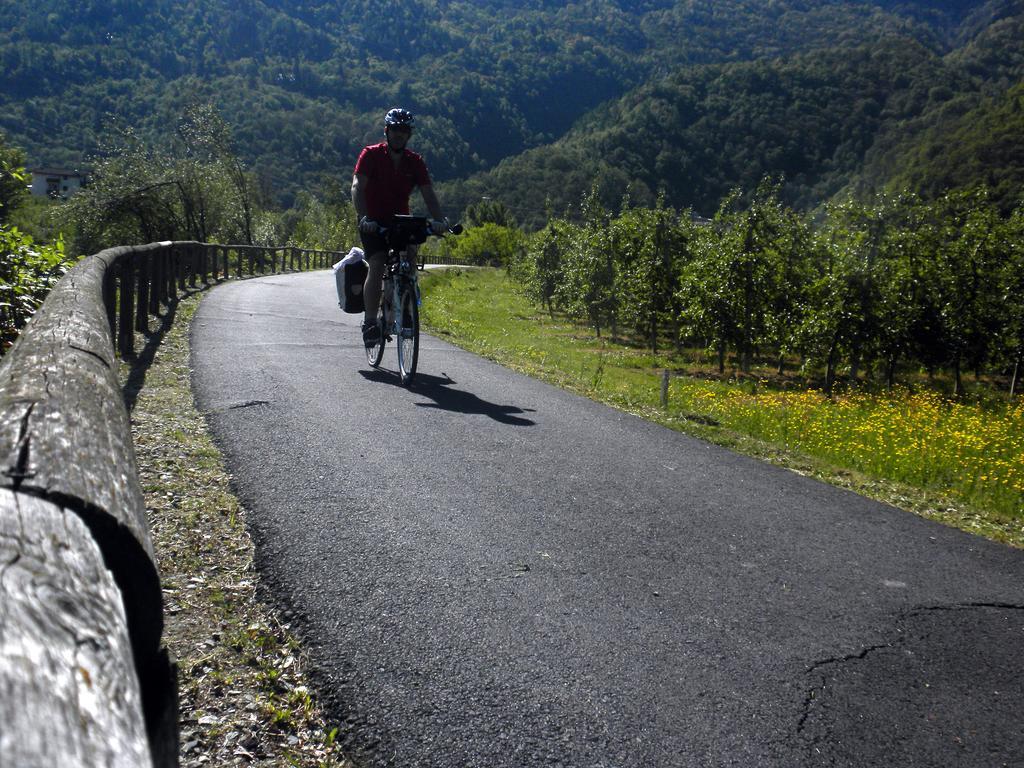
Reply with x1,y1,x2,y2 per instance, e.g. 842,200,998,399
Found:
420,267,1024,548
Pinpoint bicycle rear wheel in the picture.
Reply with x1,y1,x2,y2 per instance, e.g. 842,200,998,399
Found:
365,308,385,367
396,285,419,385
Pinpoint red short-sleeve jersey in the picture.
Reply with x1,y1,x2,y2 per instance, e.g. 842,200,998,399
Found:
354,142,432,223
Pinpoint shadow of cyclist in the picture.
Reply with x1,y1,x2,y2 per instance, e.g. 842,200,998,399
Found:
358,369,537,426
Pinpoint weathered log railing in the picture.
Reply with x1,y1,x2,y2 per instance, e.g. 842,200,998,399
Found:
0,241,342,767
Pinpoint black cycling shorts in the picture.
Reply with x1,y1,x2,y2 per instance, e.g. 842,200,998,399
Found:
359,230,388,257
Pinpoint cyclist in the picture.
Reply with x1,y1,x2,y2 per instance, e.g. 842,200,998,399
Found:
351,107,449,346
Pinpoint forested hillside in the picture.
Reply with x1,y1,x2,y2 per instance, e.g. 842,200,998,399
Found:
1,0,1009,214
439,1,1024,225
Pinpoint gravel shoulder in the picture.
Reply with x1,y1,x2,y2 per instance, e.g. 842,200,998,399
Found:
124,288,355,768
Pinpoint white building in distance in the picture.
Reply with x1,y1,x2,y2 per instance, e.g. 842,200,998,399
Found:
30,167,88,199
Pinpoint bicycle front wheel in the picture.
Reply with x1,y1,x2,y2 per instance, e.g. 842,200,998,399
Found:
396,285,419,385
365,308,386,367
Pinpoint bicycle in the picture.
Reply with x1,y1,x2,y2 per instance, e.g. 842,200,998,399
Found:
365,215,461,385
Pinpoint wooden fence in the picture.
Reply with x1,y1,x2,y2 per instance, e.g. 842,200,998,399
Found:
0,241,342,768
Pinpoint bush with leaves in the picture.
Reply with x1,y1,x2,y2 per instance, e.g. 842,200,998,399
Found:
0,225,73,351
0,133,27,223
0,142,76,352
286,192,358,253
437,222,525,266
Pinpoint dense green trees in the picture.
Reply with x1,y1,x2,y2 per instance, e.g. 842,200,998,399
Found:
511,182,1024,395
0,0,1010,213
441,22,1024,228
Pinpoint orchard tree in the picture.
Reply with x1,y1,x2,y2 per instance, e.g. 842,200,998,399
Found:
1000,205,1024,398
926,189,1004,396
679,181,791,374
558,187,617,337
612,198,694,355
518,218,571,315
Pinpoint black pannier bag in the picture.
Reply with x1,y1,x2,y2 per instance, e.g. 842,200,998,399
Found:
333,248,368,313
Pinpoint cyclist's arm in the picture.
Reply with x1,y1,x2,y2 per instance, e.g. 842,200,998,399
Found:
419,184,445,222
351,173,369,221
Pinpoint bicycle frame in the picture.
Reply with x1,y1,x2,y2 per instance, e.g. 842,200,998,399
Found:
380,254,419,339
363,215,461,384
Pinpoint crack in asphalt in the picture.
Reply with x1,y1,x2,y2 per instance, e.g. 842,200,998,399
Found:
905,601,1024,614
226,400,271,411
794,602,1024,757
795,601,1024,746
797,641,897,738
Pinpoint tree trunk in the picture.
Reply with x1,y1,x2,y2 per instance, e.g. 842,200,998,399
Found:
718,340,726,374
825,338,838,398
1010,352,1021,401
777,352,785,376
953,353,964,398
887,355,898,391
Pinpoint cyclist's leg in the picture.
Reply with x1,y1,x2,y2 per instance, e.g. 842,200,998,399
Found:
360,230,388,332
362,249,387,327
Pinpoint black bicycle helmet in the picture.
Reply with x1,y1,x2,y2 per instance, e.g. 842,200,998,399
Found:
384,107,415,128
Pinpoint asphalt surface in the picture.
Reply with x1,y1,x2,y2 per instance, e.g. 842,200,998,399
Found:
191,270,1024,768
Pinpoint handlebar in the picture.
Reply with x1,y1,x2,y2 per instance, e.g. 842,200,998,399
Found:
366,214,462,254
370,215,463,237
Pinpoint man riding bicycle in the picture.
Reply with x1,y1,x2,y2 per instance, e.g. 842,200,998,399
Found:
351,107,449,347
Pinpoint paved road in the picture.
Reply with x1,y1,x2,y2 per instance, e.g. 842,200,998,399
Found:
191,270,1024,768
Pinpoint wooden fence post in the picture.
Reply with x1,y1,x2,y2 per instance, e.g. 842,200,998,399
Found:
135,254,150,334
149,252,162,314
176,246,187,292
118,258,135,357
164,250,175,305
188,245,198,288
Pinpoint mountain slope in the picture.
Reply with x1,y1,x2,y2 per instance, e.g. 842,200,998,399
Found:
0,0,990,207
439,4,1024,225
